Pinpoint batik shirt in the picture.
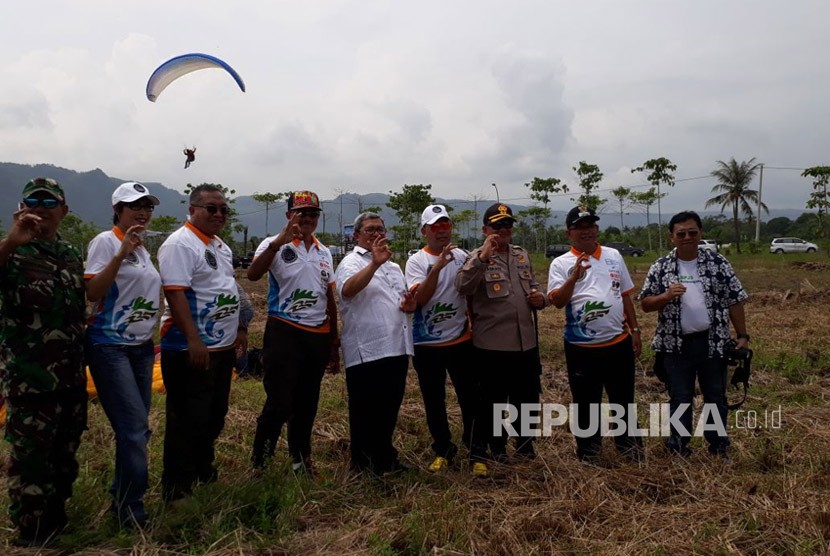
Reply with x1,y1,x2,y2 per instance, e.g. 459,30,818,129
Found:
85,227,162,345
640,248,748,357
159,222,240,350
0,238,86,397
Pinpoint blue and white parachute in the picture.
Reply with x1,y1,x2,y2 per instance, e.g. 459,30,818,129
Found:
146,53,246,102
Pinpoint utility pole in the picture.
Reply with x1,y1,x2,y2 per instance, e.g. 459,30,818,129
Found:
755,163,764,242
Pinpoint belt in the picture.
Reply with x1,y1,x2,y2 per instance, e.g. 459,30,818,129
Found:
681,329,709,341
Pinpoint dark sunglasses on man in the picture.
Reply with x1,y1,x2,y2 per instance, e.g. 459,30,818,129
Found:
22,197,62,209
489,220,513,230
192,204,231,215
674,229,700,239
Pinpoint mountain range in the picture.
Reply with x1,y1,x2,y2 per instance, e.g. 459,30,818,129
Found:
1,163,813,239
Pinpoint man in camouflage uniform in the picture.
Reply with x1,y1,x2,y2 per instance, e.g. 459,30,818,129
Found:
0,178,88,546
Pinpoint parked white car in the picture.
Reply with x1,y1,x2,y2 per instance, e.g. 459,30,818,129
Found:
699,239,719,253
769,237,818,254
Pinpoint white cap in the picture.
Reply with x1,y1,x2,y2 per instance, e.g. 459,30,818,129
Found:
112,182,160,206
420,204,451,226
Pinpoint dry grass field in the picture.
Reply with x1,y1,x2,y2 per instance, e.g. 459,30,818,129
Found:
1,252,829,555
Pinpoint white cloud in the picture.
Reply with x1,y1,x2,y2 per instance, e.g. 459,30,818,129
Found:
1,0,829,213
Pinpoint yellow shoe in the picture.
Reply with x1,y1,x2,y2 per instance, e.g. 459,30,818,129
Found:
472,462,490,478
428,456,449,473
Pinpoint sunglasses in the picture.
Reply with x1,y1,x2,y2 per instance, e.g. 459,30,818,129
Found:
428,220,452,232
192,204,231,215
489,220,514,230
126,202,155,212
22,197,62,209
673,229,700,239
295,209,321,218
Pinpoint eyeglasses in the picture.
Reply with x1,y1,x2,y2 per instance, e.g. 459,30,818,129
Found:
361,226,386,235
428,221,452,232
294,209,321,218
489,220,514,230
22,197,62,209
192,204,231,215
673,229,700,239
126,202,155,212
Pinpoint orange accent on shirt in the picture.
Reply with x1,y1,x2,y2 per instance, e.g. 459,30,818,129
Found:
577,331,630,349
273,315,331,334
185,221,212,245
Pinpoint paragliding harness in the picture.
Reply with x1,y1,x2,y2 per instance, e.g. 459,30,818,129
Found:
651,338,753,410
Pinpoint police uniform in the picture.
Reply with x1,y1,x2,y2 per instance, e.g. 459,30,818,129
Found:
457,237,544,459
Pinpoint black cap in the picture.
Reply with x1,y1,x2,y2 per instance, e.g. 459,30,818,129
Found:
566,206,599,228
483,203,516,225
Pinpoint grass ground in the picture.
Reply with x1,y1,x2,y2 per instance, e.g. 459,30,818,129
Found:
1,252,829,555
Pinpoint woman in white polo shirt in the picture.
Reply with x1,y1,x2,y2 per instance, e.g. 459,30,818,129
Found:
84,182,162,527
335,212,415,475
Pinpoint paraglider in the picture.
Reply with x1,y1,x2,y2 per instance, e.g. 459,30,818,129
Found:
183,146,196,168
146,53,246,102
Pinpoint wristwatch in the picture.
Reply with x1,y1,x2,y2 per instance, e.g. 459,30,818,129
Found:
737,333,750,342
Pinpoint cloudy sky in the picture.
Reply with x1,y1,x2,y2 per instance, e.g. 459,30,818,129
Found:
2,0,828,216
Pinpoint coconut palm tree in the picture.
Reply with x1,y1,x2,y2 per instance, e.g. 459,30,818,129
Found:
705,157,767,253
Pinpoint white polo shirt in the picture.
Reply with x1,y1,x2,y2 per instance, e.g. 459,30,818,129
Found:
158,221,240,350
547,245,635,346
334,246,414,368
85,227,162,345
254,235,334,333
405,246,471,346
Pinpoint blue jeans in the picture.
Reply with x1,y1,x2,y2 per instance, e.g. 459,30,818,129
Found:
664,332,730,455
86,338,154,524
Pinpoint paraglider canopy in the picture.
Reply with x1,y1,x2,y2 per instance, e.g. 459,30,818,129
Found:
146,53,246,102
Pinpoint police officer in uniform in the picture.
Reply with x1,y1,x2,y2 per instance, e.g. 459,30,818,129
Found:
456,203,547,475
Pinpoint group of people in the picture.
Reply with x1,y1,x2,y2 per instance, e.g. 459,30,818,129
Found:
0,178,751,547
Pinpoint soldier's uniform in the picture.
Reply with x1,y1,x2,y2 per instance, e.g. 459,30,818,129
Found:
457,238,544,460
0,234,87,541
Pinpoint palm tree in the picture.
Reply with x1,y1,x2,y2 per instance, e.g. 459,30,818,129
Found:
705,157,767,253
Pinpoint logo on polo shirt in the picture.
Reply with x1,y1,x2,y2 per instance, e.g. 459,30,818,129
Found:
125,252,139,266
124,296,159,324
580,300,612,324
282,288,319,314
282,247,298,263
205,250,218,269
213,293,240,320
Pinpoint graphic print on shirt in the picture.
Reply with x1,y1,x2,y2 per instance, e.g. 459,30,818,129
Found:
196,291,240,344
90,286,160,343
281,288,320,314
413,301,459,343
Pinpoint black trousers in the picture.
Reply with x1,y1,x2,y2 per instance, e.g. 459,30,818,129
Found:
252,318,330,468
564,337,642,459
160,348,234,501
475,346,542,458
413,340,480,460
345,355,408,473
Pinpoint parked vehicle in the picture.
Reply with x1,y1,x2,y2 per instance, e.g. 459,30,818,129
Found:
699,239,719,253
605,242,645,257
769,237,818,254
545,244,571,258
238,251,255,269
